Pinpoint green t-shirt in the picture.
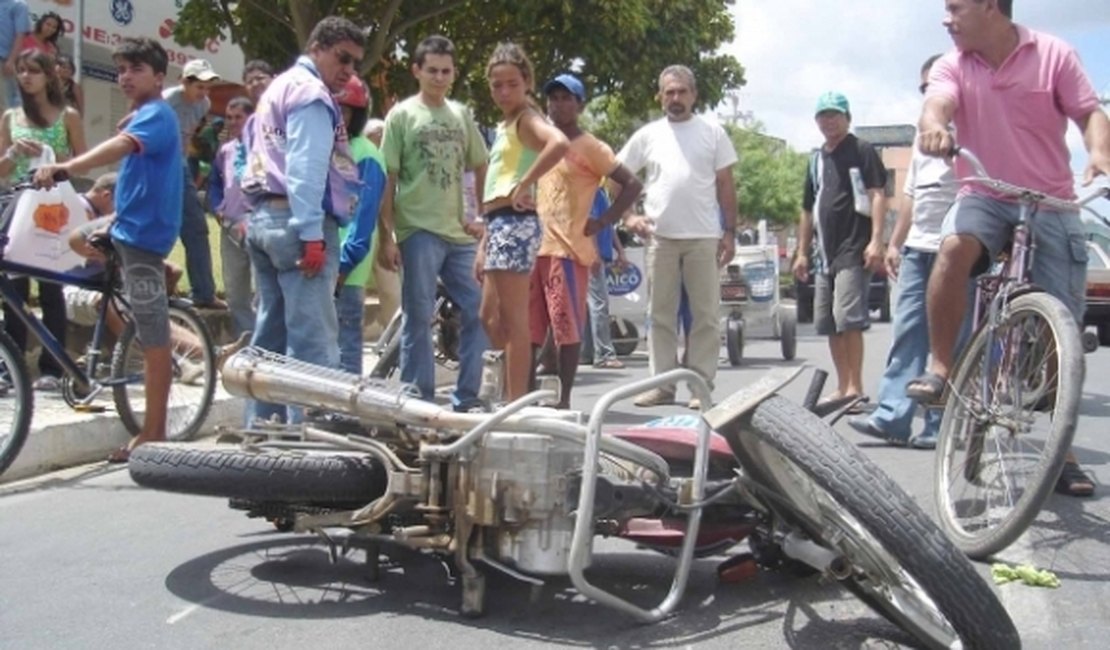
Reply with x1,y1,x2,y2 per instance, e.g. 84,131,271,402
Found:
341,135,385,288
381,95,488,244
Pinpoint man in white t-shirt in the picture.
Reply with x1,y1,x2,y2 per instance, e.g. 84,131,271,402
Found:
849,55,964,449
618,64,739,409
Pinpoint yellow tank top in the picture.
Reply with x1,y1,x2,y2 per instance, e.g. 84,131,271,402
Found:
483,113,539,203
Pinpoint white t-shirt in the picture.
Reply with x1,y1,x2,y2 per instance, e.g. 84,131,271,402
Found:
902,139,957,252
618,115,738,238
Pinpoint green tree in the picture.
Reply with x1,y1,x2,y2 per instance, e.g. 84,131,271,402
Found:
725,122,808,229
174,0,744,125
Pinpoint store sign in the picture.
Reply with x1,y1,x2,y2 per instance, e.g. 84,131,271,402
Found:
29,0,244,80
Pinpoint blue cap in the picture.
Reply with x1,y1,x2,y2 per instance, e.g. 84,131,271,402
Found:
814,91,850,116
543,73,586,102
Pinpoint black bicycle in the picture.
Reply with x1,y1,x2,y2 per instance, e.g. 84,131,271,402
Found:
0,186,217,477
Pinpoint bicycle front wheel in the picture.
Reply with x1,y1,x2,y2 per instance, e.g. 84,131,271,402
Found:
111,304,216,442
0,329,33,477
936,291,1083,559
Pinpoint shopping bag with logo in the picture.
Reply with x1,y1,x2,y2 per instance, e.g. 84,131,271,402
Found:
1,146,90,274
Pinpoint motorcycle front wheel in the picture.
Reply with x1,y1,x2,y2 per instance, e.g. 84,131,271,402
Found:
726,396,1020,650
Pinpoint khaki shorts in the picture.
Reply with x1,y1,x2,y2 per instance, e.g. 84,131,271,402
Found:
814,266,871,335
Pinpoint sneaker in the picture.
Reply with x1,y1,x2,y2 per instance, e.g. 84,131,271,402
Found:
216,331,252,372
634,387,676,407
909,434,937,450
32,375,61,391
478,350,504,403
846,416,908,447
687,397,704,410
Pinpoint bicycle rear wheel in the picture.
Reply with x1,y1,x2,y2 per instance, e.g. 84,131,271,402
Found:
111,303,216,442
936,291,1082,559
0,329,32,477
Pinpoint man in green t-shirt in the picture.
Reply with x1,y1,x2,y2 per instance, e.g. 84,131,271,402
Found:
377,34,489,411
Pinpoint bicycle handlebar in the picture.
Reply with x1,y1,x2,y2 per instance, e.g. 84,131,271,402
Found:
921,146,1110,213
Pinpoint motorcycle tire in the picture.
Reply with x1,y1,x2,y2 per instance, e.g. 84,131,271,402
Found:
724,396,1020,650
128,444,388,504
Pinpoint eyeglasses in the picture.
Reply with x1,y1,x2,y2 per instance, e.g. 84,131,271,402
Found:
334,48,362,68
919,82,929,95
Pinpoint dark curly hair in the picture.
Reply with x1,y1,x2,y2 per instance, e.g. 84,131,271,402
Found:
33,12,64,46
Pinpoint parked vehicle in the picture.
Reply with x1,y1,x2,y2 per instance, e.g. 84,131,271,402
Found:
1083,238,1110,346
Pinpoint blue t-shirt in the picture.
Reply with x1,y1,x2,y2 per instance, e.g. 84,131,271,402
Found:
110,100,183,256
588,188,614,263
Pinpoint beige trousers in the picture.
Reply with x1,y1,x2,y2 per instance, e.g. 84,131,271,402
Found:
646,236,720,389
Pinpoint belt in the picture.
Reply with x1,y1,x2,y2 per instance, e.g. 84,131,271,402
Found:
260,194,290,209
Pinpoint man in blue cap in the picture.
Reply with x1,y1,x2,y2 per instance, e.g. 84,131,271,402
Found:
792,91,888,410
529,73,642,408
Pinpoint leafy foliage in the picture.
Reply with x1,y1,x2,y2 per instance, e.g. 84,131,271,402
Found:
725,122,809,228
174,0,745,126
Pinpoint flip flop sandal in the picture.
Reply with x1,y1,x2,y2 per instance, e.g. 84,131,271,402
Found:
812,394,860,418
106,446,131,464
906,372,947,404
1055,461,1095,497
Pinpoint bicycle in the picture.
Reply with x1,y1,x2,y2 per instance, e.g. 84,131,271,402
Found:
0,184,218,477
924,148,1110,559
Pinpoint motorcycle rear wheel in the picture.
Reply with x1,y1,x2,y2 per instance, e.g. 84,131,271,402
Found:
128,445,387,504
726,396,1020,650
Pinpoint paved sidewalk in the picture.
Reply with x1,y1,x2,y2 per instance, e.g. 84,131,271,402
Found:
2,298,391,484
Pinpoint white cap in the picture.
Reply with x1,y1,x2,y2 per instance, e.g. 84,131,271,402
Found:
182,59,219,81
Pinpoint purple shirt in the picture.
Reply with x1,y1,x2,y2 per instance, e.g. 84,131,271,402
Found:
928,25,1101,201
242,56,360,239
209,139,251,225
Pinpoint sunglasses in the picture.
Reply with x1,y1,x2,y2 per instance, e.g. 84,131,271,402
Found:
919,82,929,95
334,49,362,68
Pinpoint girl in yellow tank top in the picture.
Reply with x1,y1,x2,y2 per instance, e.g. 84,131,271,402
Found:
476,42,568,404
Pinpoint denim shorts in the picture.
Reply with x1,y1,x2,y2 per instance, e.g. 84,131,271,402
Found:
114,239,169,347
483,209,542,273
940,193,1088,322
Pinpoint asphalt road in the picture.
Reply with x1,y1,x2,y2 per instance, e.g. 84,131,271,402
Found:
2,316,1108,649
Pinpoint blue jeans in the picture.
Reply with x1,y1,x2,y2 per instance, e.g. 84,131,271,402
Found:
870,248,971,440
582,262,617,363
335,284,365,375
179,165,217,304
245,204,341,424
399,231,487,409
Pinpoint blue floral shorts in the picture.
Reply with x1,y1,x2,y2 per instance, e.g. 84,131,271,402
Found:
483,210,542,273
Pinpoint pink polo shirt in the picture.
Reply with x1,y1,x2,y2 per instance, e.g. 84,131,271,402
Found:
927,25,1100,201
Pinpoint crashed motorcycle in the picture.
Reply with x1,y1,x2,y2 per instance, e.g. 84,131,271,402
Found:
129,349,1019,649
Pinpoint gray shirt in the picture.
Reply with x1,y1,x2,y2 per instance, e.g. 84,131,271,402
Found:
161,86,210,158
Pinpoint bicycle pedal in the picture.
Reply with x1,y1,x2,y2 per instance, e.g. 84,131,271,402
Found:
73,404,107,413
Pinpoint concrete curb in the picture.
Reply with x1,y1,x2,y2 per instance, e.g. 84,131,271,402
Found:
1,392,245,484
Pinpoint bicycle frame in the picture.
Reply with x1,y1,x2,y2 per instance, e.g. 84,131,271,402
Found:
0,251,128,396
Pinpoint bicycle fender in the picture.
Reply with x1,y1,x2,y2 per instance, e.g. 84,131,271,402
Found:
703,366,804,432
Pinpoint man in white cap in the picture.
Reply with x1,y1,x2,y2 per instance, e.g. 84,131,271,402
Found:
162,58,225,309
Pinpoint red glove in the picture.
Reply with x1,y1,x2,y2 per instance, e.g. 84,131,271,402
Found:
297,240,326,276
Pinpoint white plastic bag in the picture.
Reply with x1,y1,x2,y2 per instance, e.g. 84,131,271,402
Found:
3,146,90,274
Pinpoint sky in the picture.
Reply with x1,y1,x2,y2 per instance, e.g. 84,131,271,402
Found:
724,0,1110,182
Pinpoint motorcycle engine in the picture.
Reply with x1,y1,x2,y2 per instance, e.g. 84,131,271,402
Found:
470,432,589,575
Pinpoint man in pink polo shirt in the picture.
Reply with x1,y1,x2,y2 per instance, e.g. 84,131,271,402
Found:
911,0,1110,496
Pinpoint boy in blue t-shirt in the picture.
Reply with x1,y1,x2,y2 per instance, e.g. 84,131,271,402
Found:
35,38,184,462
